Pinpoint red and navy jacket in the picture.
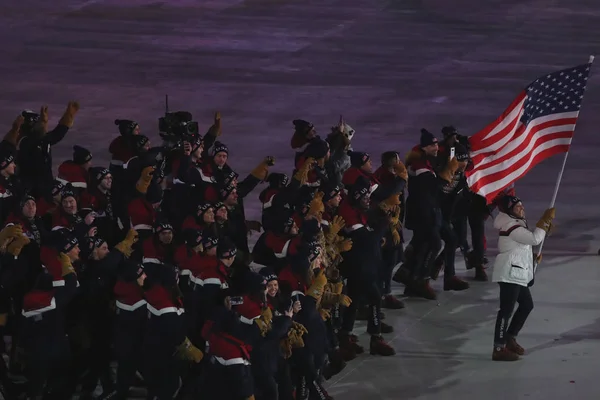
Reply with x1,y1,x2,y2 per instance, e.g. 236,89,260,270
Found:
142,237,174,266
128,196,156,233
202,312,253,366
181,215,205,232
51,208,88,239
174,244,204,287
143,262,184,317
79,188,111,216
294,155,321,187
342,167,379,193
278,264,308,299
57,160,88,189
337,198,368,233
114,278,146,313
40,246,76,288
198,259,230,316
109,136,135,167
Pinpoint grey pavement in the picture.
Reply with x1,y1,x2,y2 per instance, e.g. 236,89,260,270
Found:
2,0,600,399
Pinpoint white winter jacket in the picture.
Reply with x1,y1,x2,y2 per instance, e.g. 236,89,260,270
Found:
491,212,546,287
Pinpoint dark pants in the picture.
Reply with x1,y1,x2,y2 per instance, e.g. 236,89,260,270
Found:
452,213,470,256
341,276,381,335
439,220,458,278
23,334,72,398
202,358,254,399
468,195,487,263
494,282,534,347
254,356,294,400
380,246,400,295
411,226,442,279
114,308,146,398
79,314,114,394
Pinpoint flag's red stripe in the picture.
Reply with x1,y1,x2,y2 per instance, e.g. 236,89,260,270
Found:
468,117,576,176
469,131,573,194
480,144,570,203
469,91,527,151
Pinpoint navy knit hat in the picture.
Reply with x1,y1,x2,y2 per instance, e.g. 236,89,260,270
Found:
420,129,438,148
454,143,470,161
217,238,237,259
115,119,139,136
73,145,92,165
348,151,370,168
293,119,314,135
304,138,330,160
212,141,228,157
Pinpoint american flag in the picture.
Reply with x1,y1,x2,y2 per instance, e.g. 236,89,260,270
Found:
466,60,593,203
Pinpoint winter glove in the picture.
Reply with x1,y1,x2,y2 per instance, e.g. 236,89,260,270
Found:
58,101,80,128
306,269,328,301
245,220,262,233
40,105,49,133
5,115,24,145
379,195,401,213
389,205,401,226
59,253,76,276
393,161,408,181
391,229,401,246
136,166,155,194
250,157,274,181
7,234,30,257
254,308,273,336
293,157,314,185
0,225,23,243
206,111,222,137
438,157,459,183
280,338,293,359
536,254,542,265
307,192,325,221
175,337,204,363
325,266,341,283
536,208,556,232
114,229,138,257
288,330,305,349
321,292,352,307
336,238,352,253
319,308,331,321
330,281,344,295
328,215,345,237
292,321,308,336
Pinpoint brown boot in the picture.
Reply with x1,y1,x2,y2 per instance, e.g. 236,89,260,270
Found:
337,334,358,361
415,279,437,300
382,294,405,309
380,322,394,334
338,332,364,356
444,276,470,291
370,335,396,356
492,346,520,361
392,265,412,285
474,266,488,282
506,337,525,355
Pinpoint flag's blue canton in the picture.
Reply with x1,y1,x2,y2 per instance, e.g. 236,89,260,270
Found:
521,62,591,126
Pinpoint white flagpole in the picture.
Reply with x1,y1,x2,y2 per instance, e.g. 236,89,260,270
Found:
535,55,595,265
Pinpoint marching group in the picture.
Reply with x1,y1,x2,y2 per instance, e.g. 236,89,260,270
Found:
0,103,557,400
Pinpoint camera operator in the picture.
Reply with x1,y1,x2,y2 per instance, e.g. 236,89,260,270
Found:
16,102,80,198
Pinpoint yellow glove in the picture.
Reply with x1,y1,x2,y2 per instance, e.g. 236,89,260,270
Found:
319,308,331,321
254,307,273,336
439,157,459,183
7,235,30,257
380,195,401,213
58,253,76,276
291,321,308,336
58,101,80,128
307,192,325,220
329,215,345,237
330,281,344,295
250,157,273,181
391,229,401,246
0,225,22,243
337,294,352,307
136,166,155,194
293,157,314,185
114,229,138,256
336,238,352,253
207,111,222,137
536,207,556,232
175,337,204,363
288,330,305,348
306,269,328,301
280,338,293,359
536,254,542,265
5,115,24,145
40,105,49,134
393,161,408,181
